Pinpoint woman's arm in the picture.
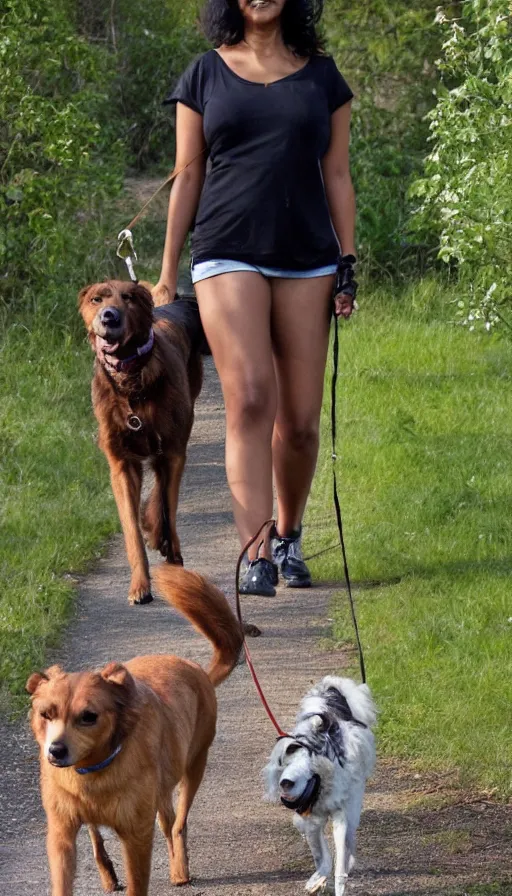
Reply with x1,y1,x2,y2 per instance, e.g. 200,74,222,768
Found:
321,102,357,318
153,103,206,306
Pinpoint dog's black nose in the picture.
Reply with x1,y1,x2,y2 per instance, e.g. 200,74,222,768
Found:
99,306,121,327
280,778,295,792
48,741,68,761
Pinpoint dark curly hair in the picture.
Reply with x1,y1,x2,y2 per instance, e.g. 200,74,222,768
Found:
202,0,325,57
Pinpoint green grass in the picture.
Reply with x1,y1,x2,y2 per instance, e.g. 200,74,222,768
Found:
0,316,118,710
306,278,512,797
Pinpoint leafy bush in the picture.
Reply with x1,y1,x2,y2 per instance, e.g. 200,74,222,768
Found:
75,0,207,168
0,0,125,315
410,0,512,332
325,0,441,274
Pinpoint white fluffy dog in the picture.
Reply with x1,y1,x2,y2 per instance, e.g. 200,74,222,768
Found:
264,676,376,895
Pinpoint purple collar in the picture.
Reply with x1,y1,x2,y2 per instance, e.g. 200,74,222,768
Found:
100,328,154,373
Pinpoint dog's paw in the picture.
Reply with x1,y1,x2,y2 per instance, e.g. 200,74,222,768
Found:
243,621,262,638
132,592,153,605
306,872,331,893
128,586,153,606
170,872,190,886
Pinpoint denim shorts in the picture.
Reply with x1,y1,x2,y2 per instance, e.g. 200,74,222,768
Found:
191,259,337,284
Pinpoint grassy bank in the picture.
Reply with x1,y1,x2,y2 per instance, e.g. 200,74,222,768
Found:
0,317,118,710
306,279,512,797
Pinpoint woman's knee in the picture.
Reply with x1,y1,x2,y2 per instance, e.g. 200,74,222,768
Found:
225,378,276,430
275,419,319,454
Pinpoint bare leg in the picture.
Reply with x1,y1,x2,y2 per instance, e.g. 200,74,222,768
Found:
47,815,79,896
170,747,209,885
88,825,120,893
195,272,276,558
271,276,333,535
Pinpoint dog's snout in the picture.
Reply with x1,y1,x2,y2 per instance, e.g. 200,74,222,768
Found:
99,306,121,327
280,778,295,792
48,741,68,761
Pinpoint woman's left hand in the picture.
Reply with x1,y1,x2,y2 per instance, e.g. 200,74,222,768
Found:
333,254,358,318
334,292,357,318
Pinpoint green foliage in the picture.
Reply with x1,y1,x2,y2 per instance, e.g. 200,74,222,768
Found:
410,0,512,332
0,0,125,313
75,0,207,167
307,283,512,795
324,0,442,273
0,316,118,708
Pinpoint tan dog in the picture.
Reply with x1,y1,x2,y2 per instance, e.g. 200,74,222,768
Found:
26,565,243,896
78,280,204,605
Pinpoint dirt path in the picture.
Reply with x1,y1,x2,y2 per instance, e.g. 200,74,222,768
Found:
0,361,510,895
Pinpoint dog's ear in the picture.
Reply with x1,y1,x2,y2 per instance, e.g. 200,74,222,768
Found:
77,285,92,308
101,662,137,706
101,663,139,736
26,664,65,694
101,662,133,688
310,714,327,732
25,671,49,695
129,283,154,311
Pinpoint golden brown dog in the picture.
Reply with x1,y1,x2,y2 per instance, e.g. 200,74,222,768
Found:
27,565,243,896
78,280,204,605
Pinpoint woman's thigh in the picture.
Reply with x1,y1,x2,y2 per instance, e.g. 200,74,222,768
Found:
194,272,276,416
270,275,333,428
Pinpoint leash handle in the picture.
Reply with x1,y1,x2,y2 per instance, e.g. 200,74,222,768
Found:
235,520,288,738
331,311,367,685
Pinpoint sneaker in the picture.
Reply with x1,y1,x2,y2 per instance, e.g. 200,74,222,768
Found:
239,557,277,597
271,527,312,588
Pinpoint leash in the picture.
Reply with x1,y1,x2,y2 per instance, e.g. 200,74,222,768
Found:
235,520,287,738
331,310,366,685
125,149,207,232
116,149,207,283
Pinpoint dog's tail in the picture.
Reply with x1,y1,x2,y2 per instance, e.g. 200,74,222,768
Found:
153,565,243,686
321,676,378,729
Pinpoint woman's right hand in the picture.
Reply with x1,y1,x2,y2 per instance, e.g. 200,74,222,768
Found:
152,281,176,307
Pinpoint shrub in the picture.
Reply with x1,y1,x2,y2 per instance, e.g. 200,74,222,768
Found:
74,0,207,168
0,0,125,316
409,0,512,332
324,0,441,275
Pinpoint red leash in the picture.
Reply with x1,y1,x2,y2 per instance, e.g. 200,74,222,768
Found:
235,520,287,738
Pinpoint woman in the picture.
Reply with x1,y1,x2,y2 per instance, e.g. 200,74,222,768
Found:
154,0,357,596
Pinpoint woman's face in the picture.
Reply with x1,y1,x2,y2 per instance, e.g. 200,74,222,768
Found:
237,0,287,28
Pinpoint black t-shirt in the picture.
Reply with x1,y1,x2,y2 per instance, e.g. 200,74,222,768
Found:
166,50,353,269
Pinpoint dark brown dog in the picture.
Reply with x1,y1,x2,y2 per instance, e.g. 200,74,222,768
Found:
79,281,203,604
26,565,243,896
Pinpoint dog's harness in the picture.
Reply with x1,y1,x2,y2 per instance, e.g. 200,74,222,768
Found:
280,773,321,815
75,743,122,775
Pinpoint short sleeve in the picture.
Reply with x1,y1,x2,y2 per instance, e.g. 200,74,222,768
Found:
325,56,353,114
163,55,206,114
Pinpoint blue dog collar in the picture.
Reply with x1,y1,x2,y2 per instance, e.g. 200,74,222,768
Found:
75,743,122,775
